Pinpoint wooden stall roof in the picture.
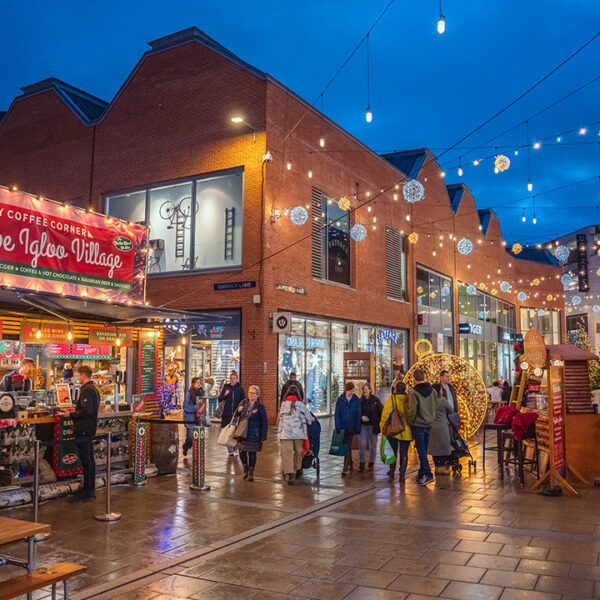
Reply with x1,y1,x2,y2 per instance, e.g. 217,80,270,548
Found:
547,344,598,361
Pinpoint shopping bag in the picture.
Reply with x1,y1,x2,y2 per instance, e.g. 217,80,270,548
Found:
217,423,236,446
380,437,396,465
328,429,348,456
214,400,224,419
233,418,248,440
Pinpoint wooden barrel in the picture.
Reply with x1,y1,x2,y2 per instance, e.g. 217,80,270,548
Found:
150,423,179,474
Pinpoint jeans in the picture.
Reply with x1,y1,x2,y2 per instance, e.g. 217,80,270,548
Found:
359,425,378,463
387,437,410,463
183,428,193,453
239,451,257,468
412,425,432,478
75,436,96,497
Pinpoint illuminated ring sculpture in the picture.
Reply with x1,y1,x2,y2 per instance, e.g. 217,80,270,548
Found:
403,339,487,439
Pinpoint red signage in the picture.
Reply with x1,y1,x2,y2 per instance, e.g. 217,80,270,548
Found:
548,366,566,475
48,344,111,359
21,321,70,343
0,188,147,302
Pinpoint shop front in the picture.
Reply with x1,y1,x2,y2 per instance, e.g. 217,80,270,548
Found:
520,308,562,345
278,314,409,415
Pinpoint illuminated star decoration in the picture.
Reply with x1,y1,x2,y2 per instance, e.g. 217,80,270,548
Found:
457,237,473,255
290,206,308,225
408,232,419,244
512,243,523,255
572,295,582,306
494,154,510,172
337,196,351,211
350,223,367,241
479,282,486,290
532,278,540,286
517,291,528,302
546,294,553,301
466,284,476,296
491,288,498,296
561,273,573,286
554,245,570,262
403,180,425,203
500,281,511,292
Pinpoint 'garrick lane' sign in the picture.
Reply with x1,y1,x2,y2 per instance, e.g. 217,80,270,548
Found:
0,188,148,303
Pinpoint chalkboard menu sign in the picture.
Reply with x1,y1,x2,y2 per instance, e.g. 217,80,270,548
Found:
138,333,157,396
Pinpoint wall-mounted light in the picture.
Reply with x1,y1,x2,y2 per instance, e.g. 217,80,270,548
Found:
231,116,256,143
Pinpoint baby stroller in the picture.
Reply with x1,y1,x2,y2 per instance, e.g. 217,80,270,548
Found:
302,413,321,477
448,412,477,475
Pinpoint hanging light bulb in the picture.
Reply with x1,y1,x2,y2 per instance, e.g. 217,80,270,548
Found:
458,157,463,177
494,166,499,174
319,135,325,147
181,336,187,345
437,0,446,34
308,168,313,179
473,159,479,166
579,127,587,135
36,325,42,340
522,209,526,223
556,136,561,142
177,345,182,353
533,141,541,149
533,215,537,224
514,149,519,155
527,179,533,192
286,160,292,170
116,337,121,347
67,329,73,341
365,108,373,123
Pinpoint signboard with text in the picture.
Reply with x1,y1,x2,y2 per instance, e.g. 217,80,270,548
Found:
21,321,70,343
89,326,132,347
48,343,111,359
0,188,148,302
548,366,566,475
138,333,157,397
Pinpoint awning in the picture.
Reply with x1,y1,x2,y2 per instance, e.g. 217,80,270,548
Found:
0,287,229,325
546,344,598,361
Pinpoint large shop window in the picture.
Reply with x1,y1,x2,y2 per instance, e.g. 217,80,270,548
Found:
105,170,244,274
520,308,561,344
311,188,351,286
278,316,409,416
385,227,407,301
416,265,453,353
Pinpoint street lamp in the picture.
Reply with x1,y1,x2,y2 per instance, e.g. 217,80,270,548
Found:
231,116,256,143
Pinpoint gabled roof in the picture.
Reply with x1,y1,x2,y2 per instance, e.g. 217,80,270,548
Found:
381,149,432,179
477,209,494,235
505,246,559,266
446,184,467,214
19,78,108,123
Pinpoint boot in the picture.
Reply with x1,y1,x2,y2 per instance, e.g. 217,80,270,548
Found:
341,456,349,478
248,467,255,482
287,473,295,486
348,456,354,471
367,462,374,471
243,464,249,480
398,456,408,483
358,462,365,472
387,462,396,483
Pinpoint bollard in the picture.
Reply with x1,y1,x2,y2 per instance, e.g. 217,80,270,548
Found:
95,433,122,521
32,440,50,542
190,425,211,491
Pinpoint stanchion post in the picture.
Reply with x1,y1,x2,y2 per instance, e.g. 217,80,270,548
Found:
32,440,50,542
95,432,122,521
190,425,210,491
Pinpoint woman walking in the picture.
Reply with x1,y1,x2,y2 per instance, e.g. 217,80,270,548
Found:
235,385,268,481
278,384,312,486
429,391,454,475
219,370,246,456
182,377,204,456
380,381,412,483
359,383,383,472
334,381,361,477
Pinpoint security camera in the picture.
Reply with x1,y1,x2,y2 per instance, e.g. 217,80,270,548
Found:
262,151,273,163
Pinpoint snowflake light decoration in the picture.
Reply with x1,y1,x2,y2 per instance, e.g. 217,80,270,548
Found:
594,305,600,313
517,291,528,302
512,243,523,255
546,294,553,301
466,285,476,296
537,309,545,317
417,286,423,293
403,179,425,204
457,237,473,255
532,278,540,286
561,273,573,286
337,196,351,211
441,285,451,296
408,232,419,244
350,223,367,242
572,295,582,306
290,206,308,225
554,245,570,262
479,282,486,290
500,281,511,292
494,154,510,172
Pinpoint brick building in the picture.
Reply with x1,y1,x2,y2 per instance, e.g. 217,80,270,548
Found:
0,27,564,420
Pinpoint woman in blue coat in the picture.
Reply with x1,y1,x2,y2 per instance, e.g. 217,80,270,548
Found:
334,381,362,477
234,385,268,481
182,377,204,456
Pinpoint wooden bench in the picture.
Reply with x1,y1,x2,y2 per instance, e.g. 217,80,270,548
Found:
0,562,86,600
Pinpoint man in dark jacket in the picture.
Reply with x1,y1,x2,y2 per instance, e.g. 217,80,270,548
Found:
408,368,438,486
280,372,304,404
334,381,362,477
0,358,35,392
219,370,246,456
69,366,100,502
432,370,458,412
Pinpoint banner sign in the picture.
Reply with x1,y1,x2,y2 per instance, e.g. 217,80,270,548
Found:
134,422,147,484
53,414,83,477
0,188,148,302
48,343,111,359
89,326,132,346
131,394,145,413
21,320,70,343
548,366,566,475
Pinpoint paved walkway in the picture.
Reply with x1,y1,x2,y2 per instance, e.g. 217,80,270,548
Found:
1,419,599,600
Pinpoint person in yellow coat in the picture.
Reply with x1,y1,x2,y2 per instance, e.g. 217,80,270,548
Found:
380,380,413,484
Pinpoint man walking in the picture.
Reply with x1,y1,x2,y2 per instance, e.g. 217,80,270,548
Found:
408,369,438,485
69,366,100,502
280,372,304,403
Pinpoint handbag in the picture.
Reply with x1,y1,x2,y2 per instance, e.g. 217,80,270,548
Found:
233,418,249,440
328,428,348,456
217,423,236,446
382,395,405,437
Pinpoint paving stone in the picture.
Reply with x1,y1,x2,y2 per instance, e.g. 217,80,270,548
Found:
430,563,486,583
498,591,560,600
442,580,503,600
379,557,436,576
516,558,570,577
481,569,538,590
569,562,600,581
344,587,408,600
189,582,258,600
454,540,503,555
468,553,520,571
146,575,214,596
292,579,357,600
500,545,549,560
337,567,399,589
535,574,594,596
387,574,450,596
420,549,473,566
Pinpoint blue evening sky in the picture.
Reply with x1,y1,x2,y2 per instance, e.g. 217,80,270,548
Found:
1,1,599,243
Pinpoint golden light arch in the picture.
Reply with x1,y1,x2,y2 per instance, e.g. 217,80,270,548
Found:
403,339,487,438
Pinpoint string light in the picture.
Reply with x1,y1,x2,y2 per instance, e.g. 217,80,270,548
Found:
319,135,325,147
437,0,446,34
286,159,292,170
579,127,587,135
528,180,533,192
365,33,372,123
458,157,463,177
522,208,526,222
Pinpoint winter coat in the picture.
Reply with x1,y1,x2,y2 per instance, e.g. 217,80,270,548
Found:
408,382,438,428
428,395,454,456
71,381,100,437
380,394,413,441
0,369,31,392
236,399,268,452
278,395,312,440
432,382,459,412
280,379,305,403
360,394,383,434
219,382,246,427
183,387,204,431
334,393,361,434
